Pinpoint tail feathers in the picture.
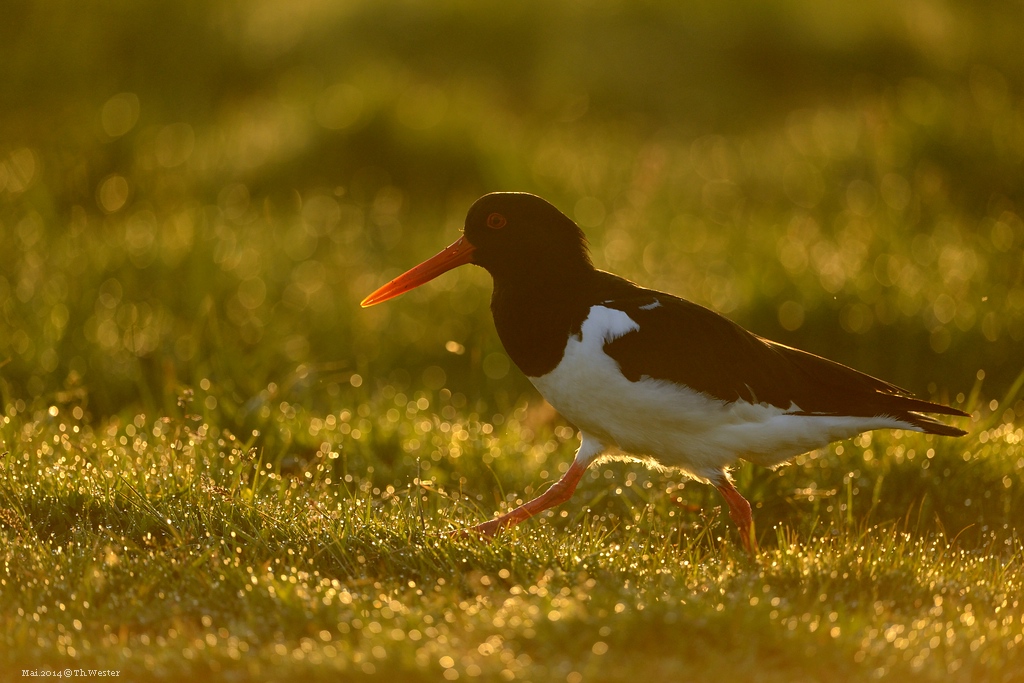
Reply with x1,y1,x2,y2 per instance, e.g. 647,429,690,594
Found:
880,392,969,437
885,394,969,418
793,403,969,437
841,389,970,436
900,411,968,437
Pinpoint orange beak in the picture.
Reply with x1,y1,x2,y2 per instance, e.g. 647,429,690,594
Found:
360,235,477,307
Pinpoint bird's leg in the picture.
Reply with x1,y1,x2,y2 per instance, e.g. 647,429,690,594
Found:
714,479,758,554
465,459,589,537
461,434,605,538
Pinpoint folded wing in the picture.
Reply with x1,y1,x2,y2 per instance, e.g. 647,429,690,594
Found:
599,288,967,437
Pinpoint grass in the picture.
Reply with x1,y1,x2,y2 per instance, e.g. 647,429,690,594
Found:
2,0,1024,680
2,380,1022,681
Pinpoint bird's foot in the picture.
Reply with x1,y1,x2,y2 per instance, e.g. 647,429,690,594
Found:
448,516,509,541
738,519,759,555
447,460,589,541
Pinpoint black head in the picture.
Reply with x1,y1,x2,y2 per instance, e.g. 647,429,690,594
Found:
361,192,593,307
462,193,592,281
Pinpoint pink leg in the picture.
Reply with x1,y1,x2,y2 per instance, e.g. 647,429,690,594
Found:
715,480,758,553
463,459,590,537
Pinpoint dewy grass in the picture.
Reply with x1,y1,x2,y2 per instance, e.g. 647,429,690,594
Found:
1,384,1021,682
1,3,1023,679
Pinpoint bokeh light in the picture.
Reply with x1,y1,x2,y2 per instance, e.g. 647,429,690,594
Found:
0,1,1020,415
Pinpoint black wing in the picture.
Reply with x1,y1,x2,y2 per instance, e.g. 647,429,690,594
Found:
597,282,966,435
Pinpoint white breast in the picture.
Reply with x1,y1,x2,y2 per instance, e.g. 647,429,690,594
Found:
529,305,913,483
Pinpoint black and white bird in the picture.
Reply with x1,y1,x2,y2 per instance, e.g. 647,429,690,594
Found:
361,192,967,551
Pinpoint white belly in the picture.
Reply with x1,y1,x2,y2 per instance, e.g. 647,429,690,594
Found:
529,305,911,482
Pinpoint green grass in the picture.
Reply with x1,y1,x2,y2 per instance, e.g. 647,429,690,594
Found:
2,381,1022,681
2,0,1024,680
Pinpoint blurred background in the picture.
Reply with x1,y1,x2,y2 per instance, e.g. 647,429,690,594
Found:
1,0,1022,417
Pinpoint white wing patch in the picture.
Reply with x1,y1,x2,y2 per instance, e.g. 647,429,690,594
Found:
580,305,639,344
639,299,661,310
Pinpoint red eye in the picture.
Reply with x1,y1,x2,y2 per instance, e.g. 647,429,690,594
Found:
486,212,507,229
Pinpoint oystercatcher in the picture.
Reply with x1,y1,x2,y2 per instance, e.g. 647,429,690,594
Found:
361,192,968,551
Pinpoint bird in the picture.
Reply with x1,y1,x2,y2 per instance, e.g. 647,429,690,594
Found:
361,192,968,552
